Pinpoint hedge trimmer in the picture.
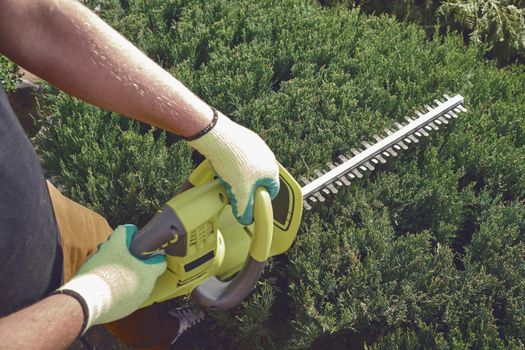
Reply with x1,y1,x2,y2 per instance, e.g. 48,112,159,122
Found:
129,94,466,339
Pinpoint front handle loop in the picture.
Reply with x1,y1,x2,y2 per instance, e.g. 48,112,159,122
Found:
191,188,273,310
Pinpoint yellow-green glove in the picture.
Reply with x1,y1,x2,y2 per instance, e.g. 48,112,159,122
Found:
56,225,166,333
188,110,280,225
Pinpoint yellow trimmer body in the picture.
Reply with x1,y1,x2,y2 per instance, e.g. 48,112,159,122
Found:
130,161,303,310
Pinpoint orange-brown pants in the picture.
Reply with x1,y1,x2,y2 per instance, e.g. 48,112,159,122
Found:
47,181,179,350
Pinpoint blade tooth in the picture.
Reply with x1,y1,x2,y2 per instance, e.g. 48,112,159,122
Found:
327,183,338,194
434,99,444,105
418,128,430,136
359,165,368,172
384,128,394,136
414,131,423,137
373,134,384,142
424,125,433,131
395,122,405,130
438,116,449,124
448,110,459,118
415,110,425,118
444,113,453,119
308,196,318,203
334,180,343,186
314,191,326,202
352,168,364,178
408,134,419,143
322,188,331,195
382,151,391,157
351,148,361,156
425,104,434,112
458,104,467,112
404,116,415,123
403,138,412,145
398,140,409,149
364,161,375,171
443,93,452,100
453,107,462,114
371,158,380,165
338,154,349,163
300,176,311,185
394,144,402,151
303,200,312,210
428,122,439,130
387,147,398,156
346,172,356,180
339,175,351,186
314,169,325,177
326,161,336,170
362,141,373,149
375,154,387,163
434,118,443,125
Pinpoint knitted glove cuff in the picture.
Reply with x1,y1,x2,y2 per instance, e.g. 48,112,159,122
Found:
56,273,113,333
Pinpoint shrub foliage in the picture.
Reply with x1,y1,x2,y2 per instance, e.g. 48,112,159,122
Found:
321,0,525,65
0,55,19,93
36,92,193,227
36,0,525,348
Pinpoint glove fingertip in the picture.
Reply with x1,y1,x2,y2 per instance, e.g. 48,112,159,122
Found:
237,205,254,226
267,178,281,200
122,224,139,248
218,178,250,225
144,254,167,265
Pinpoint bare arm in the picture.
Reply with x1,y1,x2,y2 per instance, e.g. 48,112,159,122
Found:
0,0,212,136
0,294,84,350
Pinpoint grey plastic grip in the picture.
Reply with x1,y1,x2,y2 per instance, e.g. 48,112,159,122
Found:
130,205,186,259
191,257,266,310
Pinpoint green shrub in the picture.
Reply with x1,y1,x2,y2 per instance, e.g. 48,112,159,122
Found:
0,55,19,93
440,0,525,63
37,0,525,348
35,92,193,227
321,0,525,65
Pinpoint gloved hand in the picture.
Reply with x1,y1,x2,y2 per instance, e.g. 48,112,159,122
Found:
56,225,166,333
188,109,280,225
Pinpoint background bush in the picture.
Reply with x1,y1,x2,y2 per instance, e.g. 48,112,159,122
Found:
0,55,19,93
320,0,525,65
28,0,525,348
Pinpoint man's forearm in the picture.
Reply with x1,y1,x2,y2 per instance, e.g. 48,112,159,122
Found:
0,0,212,136
0,294,84,350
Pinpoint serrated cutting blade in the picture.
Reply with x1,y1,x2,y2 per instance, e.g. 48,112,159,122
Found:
301,94,466,208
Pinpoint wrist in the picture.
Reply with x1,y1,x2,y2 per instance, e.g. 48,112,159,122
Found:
51,290,90,336
183,107,219,141
186,112,245,165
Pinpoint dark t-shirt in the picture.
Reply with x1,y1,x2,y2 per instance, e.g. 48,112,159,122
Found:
0,85,62,316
